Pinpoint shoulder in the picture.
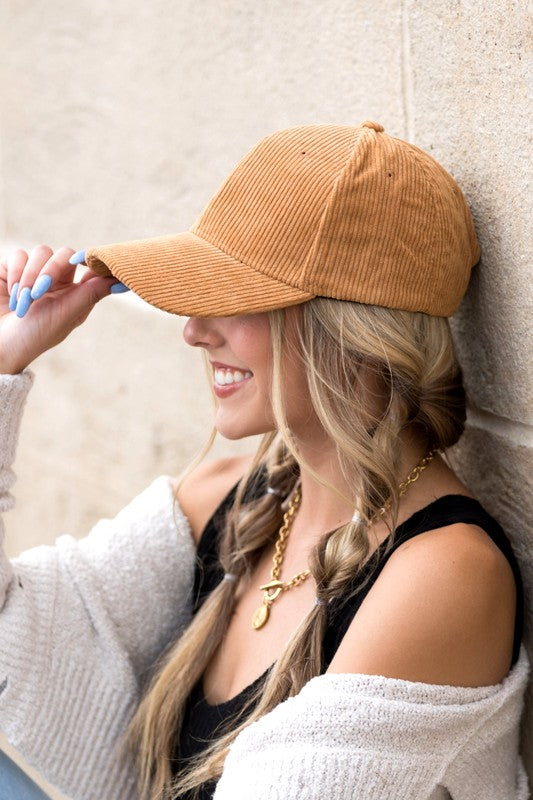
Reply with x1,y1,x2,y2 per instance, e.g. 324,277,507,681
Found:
172,454,254,544
327,521,517,687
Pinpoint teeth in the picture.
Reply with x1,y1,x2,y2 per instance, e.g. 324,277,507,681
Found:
214,368,252,386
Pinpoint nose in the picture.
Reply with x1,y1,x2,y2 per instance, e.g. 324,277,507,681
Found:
183,316,224,349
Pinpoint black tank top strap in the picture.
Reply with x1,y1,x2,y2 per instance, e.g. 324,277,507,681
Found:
192,468,268,612
192,484,236,612
323,494,524,667
192,485,524,666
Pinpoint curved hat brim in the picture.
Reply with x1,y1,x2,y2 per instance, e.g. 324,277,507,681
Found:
85,231,314,317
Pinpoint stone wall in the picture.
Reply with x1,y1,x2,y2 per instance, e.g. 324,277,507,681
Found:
1,1,530,796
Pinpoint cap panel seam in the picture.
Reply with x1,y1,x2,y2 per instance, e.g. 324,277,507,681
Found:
409,146,444,237
411,145,471,308
299,127,364,288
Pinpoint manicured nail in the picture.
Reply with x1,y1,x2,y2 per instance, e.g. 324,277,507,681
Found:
69,249,86,266
30,274,52,300
9,282,19,312
110,282,131,294
16,287,33,318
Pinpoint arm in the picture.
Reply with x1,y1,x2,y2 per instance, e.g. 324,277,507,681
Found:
0,371,196,800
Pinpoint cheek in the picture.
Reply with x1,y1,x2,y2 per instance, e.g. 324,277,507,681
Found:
279,314,309,398
274,344,313,419
282,365,312,412
232,316,272,370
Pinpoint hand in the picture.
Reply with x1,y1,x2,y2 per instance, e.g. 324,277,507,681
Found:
0,245,121,374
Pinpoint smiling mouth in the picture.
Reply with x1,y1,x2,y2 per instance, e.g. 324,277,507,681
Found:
213,367,253,386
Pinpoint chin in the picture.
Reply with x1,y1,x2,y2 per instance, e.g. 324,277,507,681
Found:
218,429,255,441
215,415,275,441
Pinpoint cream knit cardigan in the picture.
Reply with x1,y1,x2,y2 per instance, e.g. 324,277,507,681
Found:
0,371,530,800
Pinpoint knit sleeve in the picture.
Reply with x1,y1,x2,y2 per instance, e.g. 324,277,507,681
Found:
214,648,530,800
0,371,197,800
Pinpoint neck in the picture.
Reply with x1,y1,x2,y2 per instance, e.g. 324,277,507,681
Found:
289,429,430,545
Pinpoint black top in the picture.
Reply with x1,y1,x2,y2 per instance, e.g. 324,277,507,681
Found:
172,479,524,799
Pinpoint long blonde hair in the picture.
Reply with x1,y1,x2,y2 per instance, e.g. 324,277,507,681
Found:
121,297,466,799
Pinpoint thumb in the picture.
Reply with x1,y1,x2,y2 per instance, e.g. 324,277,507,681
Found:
67,275,121,326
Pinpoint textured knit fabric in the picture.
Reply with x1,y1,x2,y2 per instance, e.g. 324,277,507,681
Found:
0,371,197,800
213,660,530,800
0,371,530,800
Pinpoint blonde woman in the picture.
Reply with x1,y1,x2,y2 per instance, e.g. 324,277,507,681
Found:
0,121,528,800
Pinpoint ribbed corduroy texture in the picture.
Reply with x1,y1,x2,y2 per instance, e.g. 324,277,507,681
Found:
0,372,529,800
85,121,480,318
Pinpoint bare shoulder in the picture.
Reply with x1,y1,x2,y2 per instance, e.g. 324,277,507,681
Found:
327,522,517,687
172,454,254,544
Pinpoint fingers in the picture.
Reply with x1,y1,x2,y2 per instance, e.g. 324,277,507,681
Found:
25,245,76,299
7,245,79,318
5,244,131,320
5,248,31,312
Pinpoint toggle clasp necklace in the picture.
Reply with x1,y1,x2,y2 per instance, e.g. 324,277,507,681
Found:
251,488,311,630
251,449,437,631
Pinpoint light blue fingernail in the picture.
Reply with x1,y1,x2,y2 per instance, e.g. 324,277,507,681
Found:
110,282,131,294
30,274,52,300
9,282,19,312
69,249,86,266
16,287,33,318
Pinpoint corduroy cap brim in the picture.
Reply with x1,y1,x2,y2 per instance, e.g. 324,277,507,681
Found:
85,121,480,318
86,230,314,317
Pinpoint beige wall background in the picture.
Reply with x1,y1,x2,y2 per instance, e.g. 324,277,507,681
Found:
0,0,531,797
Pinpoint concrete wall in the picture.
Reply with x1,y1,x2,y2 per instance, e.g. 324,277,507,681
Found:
1,1,531,797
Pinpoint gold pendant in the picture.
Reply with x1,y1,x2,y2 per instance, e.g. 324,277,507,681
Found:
252,602,270,630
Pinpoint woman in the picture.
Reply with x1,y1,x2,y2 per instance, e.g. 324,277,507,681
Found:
0,121,528,800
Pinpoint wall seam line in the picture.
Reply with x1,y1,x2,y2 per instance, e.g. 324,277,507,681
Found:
465,404,533,448
401,0,414,141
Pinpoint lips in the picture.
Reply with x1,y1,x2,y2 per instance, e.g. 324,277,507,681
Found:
209,361,253,398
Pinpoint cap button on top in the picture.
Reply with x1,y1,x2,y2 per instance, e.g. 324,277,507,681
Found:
361,120,385,132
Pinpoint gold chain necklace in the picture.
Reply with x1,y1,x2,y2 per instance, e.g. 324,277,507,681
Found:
251,449,436,630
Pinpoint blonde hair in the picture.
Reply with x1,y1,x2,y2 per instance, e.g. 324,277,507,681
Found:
120,298,466,799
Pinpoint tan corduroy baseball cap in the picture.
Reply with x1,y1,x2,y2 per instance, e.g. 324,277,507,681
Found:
85,120,480,318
